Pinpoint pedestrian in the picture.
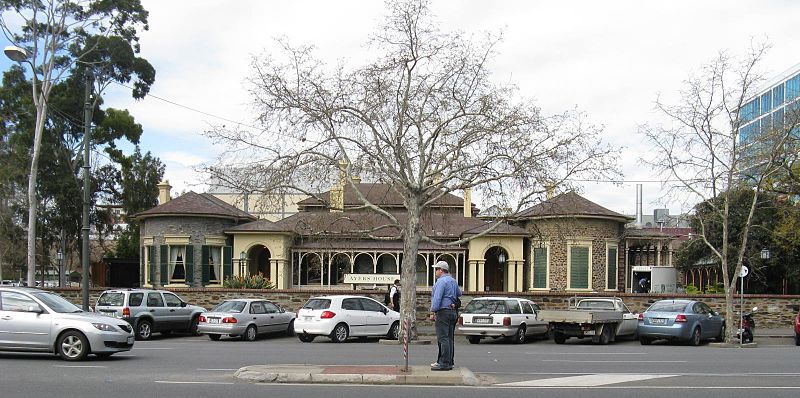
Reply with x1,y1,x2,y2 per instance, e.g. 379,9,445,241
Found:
389,279,401,312
429,260,461,371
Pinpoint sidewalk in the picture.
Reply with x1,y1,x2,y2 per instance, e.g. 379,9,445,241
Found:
234,364,480,386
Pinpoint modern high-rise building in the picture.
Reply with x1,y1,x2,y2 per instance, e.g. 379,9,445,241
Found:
738,62,800,144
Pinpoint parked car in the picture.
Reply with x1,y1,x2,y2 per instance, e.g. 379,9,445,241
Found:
198,299,296,341
0,287,134,360
294,295,400,343
94,289,206,340
538,297,639,344
794,307,800,346
638,299,725,346
456,297,549,344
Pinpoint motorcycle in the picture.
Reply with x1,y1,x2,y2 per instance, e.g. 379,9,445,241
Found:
736,306,757,343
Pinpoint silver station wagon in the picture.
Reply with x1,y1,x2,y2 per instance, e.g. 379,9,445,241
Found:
0,287,134,360
457,296,549,344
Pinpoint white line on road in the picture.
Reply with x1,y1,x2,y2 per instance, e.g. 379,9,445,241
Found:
155,381,235,385
528,352,648,355
197,369,238,371
498,373,678,387
132,347,174,350
53,365,107,368
540,359,687,363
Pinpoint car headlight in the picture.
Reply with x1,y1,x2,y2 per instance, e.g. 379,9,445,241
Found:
92,323,116,332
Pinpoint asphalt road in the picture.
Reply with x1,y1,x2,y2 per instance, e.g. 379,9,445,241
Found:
2,332,799,398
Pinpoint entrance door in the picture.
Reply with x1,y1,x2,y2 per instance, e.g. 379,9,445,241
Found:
484,247,507,291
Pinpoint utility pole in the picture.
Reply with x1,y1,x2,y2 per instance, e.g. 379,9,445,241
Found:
81,71,92,310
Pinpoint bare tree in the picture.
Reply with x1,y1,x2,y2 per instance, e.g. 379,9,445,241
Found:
640,43,800,342
205,0,619,340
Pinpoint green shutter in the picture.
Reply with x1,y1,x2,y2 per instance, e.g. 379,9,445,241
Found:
184,245,194,286
201,245,210,285
149,246,156,285
533,248,547,289
570,246,589,289
223,246,232,282
160,245,169,286
607,248,618,289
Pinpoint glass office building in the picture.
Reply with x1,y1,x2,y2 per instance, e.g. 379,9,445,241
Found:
739,63,800,144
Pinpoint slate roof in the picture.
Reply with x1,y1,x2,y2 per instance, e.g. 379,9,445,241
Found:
516,191,632,222
297,183,469,210
132,191,257,221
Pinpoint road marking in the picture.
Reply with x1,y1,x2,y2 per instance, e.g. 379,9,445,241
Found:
133,347,174,350
155,381,235,385
197,368,238,371
540,359,686,363
53,365,107,368
529,352,647,355
481,371,800,377
498,373,678,387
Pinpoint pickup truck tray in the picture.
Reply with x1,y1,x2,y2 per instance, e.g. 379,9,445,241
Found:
537,309,623,324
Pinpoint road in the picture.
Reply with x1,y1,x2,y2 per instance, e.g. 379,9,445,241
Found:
1,332,799,398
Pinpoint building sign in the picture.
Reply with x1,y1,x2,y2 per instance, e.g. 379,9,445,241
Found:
343,274,399,284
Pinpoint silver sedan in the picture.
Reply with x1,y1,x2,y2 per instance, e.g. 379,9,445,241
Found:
198,299,296,341
638,299,725,345
0,287,135,360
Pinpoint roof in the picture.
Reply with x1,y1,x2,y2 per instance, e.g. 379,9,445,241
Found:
133,191,257,222
516,191,632,222
297,183,470,210
227,209,526,238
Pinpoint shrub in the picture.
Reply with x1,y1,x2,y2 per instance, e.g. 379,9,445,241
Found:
684,284,700,294
223,273,274,289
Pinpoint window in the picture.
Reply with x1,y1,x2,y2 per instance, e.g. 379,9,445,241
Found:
532,245,548,289
129,293,144,307
360,298,384,312
341,298,362,311
761,92,773,114
505,300,521,314
98,292,125,306
169,246,187,282
787,74,800,101
302,299,331,310
262,301,280,313
146,293,164,307
568,244,591,290
521,302,534,314
163,293,182,307
0,291,38,312
249,302,266,314
606,244,618,290
773,84,785,107
207,246,222,283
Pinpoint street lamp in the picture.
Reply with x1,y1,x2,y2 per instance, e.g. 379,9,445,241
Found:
4,45,28,62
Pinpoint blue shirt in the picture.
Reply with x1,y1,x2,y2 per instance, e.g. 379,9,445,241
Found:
430,274,461,311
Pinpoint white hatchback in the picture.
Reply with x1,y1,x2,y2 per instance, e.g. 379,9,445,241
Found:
294,295,400,343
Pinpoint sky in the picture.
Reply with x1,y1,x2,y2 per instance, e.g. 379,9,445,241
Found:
3,0,800,217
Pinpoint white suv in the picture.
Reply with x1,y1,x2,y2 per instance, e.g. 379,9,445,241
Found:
457,297,549,344
294,295,400,343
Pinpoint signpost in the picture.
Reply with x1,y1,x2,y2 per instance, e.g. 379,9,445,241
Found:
739,265,749,346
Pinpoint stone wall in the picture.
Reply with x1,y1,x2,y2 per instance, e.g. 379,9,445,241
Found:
52,288,800,329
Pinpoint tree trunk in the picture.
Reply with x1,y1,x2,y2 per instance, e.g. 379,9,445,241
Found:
399,200,422,341
26,101,48,287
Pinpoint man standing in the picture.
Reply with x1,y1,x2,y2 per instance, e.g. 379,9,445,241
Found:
429,260,461,371
389,279,401,312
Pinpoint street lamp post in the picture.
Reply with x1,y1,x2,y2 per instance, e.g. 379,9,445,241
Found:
56,251,63,288
81,70,92,311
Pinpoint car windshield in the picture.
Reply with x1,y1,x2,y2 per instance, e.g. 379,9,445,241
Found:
577,301,615,310
463,300,507,314
212,300,246,313
97,293,125,306
303,298,331,310
647,302,687,313
31,292,82,313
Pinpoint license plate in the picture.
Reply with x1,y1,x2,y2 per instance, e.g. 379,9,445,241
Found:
584,330,595,335
102,311,117,317
127,336,134,344
303,316,313,321
651,318,666,325
473,318,491,324
208,318,220,324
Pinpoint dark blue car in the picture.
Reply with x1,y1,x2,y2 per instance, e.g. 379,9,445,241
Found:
638,300,725,346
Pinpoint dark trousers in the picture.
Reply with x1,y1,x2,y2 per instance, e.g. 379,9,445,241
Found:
434,308,457,368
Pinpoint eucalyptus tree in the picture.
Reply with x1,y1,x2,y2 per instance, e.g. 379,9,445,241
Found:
640,43,800,342
205,0,619,338
0,0,151,286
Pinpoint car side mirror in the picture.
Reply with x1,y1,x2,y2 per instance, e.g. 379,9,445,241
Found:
279,307,285,313
180,301,187,307
27,304,44,313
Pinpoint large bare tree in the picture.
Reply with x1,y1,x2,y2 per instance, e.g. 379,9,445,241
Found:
205,0,619,339
640,43,800,342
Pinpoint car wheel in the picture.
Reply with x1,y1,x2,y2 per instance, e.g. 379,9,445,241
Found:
596,325,611,345
188,316,201,336
514,325,526,344
387,321,400,340
715,324,726,342
330,323,349,343
689,327,701,346
298,333,315,343
57,331,89,361
208,334,221,341
135,319,153,341
242,325,257,342
640,337,652,345
743,330,753,344
466,336,481,344
553,332,566,344
286,319,295,336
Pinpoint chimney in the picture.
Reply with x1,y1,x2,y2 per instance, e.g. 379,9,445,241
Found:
337,159,349,186
546,184,555,200
157,180,172,205
463,188,472,218
352,176,361,184
635,184,643,229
